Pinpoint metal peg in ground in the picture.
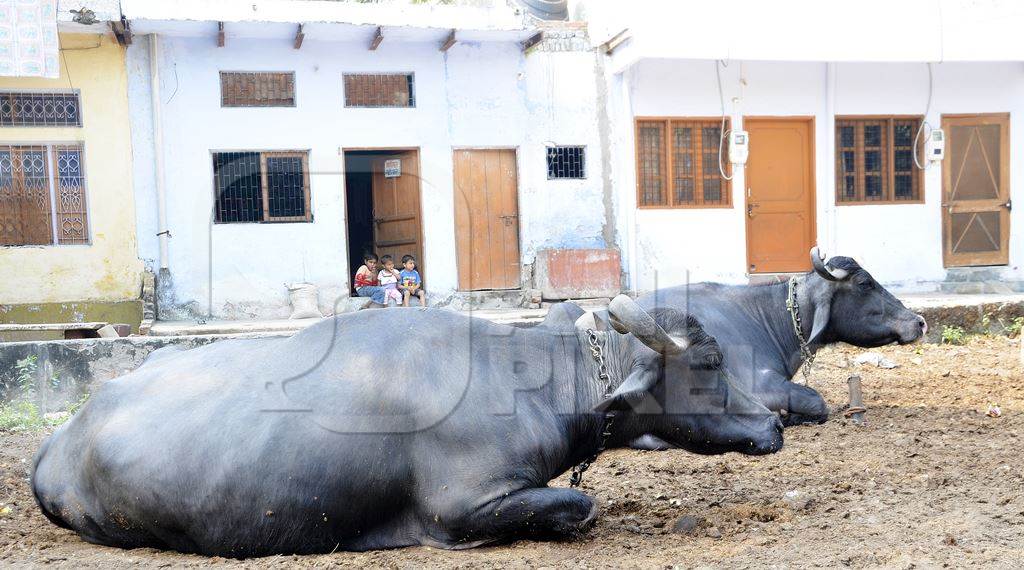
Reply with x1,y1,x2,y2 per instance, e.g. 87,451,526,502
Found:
846,375,866,425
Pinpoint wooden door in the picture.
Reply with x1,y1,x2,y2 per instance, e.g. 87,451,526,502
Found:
453,149,521,290
371,151,424,277
744,117,816,273
942,113,1010,267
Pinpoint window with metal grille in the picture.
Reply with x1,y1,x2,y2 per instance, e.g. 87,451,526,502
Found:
0,91,82,126
212,151,311,223
636,118,732,208
220,72,296,107
835,116,923,204
0,144,89,246
343,73,415,108
546,146,585,179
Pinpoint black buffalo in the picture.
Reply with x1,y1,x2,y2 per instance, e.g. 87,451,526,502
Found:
33,295,782,557
635,248,926,436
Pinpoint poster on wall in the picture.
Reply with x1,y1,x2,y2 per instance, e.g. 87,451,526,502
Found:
384,159,401,178
0,0,60,78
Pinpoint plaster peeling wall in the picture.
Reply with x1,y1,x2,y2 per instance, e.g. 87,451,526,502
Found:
129,33,605,318
0,33,144,305
611,59,1024,293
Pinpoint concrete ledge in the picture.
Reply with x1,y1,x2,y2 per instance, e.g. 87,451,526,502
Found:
901,293,1024,341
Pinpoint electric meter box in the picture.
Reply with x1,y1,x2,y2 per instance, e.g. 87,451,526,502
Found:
729,130,749,165
927,129,945,161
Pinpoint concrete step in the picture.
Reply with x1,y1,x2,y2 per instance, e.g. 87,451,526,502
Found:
937,281,1024,294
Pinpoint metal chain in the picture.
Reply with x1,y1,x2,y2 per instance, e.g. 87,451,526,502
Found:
786,277,816,383
569,329,616,488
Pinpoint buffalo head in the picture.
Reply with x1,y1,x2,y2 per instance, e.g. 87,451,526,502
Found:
805,248,927,347
580,295,784,456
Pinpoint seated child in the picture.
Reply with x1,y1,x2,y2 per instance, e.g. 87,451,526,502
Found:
399,254,426,307
354,252,384,304
377,255,404,307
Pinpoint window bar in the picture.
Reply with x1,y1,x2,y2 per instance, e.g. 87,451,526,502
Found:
45,144,58,245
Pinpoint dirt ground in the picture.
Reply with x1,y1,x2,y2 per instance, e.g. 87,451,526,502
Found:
2,337,1022,568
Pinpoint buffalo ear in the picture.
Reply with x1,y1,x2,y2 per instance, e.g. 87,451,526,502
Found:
807,303,831,345
593,368,662,413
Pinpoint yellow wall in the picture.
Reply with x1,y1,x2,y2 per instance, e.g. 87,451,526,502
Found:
0,33,142,304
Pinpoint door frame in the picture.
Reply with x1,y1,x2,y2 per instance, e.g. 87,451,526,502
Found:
341,146,426,284
940,112,1011,268
742,115,817,274
451,146,524,291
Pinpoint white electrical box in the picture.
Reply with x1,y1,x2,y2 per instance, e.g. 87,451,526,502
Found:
927,129,945,161
729,130,749,165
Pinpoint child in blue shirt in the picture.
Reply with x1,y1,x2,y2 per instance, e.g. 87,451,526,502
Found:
399,254,426,307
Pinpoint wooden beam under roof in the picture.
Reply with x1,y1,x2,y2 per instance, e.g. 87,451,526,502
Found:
294,23,305,49
521,31,544,53
111,17,132,46
217,22,225,47
369,26,383,50
439,29,457,52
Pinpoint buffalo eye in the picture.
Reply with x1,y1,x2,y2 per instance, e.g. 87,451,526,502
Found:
856,279,874,292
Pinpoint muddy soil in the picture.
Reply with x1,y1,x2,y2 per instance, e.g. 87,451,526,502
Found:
2,338,1022,568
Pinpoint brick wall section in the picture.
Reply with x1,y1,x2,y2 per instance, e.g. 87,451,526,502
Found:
535,248,621,300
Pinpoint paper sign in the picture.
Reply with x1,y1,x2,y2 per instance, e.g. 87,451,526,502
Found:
384,159,401,178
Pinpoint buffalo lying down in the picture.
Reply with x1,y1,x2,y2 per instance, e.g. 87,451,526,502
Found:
33,295,782,557
632,249,926,448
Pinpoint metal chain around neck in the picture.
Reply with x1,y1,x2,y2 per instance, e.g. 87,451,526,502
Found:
569,329,616,488
786,277,815,383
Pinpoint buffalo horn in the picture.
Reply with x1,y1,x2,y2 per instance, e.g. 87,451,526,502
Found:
810,247,849,281
607,294,687,354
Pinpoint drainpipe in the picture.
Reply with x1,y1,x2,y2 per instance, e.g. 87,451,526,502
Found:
150,34,169,270
825,62,838,252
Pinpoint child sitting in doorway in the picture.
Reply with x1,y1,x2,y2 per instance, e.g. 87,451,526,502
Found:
399,254,426,307
354,252,385,305
377,255,404,307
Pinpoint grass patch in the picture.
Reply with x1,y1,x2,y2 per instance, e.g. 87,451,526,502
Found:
1,356,88,432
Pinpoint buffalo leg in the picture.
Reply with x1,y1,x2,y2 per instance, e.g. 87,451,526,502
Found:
782,382,829,426
752,371,829,426
441,487,598,548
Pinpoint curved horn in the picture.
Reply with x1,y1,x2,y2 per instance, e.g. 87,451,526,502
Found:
607,295,687,354
810,247,849,281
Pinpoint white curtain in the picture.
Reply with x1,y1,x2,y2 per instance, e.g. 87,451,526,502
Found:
0,0,59,78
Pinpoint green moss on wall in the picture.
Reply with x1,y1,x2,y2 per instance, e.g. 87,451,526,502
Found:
0,301,143,342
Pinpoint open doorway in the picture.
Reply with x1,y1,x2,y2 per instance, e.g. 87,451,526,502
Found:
343,149,425,295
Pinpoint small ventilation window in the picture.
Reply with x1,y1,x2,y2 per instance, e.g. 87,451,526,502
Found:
546,146,585,179
220,72,296,107
0,92,82,127
343,73,415,108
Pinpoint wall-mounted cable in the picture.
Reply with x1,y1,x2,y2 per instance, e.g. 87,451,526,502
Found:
715,59,734,180
912,62,934,170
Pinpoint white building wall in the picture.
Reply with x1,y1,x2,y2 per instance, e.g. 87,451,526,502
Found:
129,34,606,319
610,59,1024,293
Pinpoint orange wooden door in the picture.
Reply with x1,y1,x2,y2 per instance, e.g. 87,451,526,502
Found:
371,151,424,277
453,149,521,290
744,117,816,273
942,113,1010,267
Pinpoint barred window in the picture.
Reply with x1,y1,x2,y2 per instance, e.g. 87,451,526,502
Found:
836,116,923,204
220,72,296,107
0,144,89,246
0,91,82,127
636,118,731,208
343,73,415,108
212,151,311,223
546,146,585,179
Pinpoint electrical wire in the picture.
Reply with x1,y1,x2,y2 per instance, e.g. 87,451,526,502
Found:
912,62,934,170
715,59,734,180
